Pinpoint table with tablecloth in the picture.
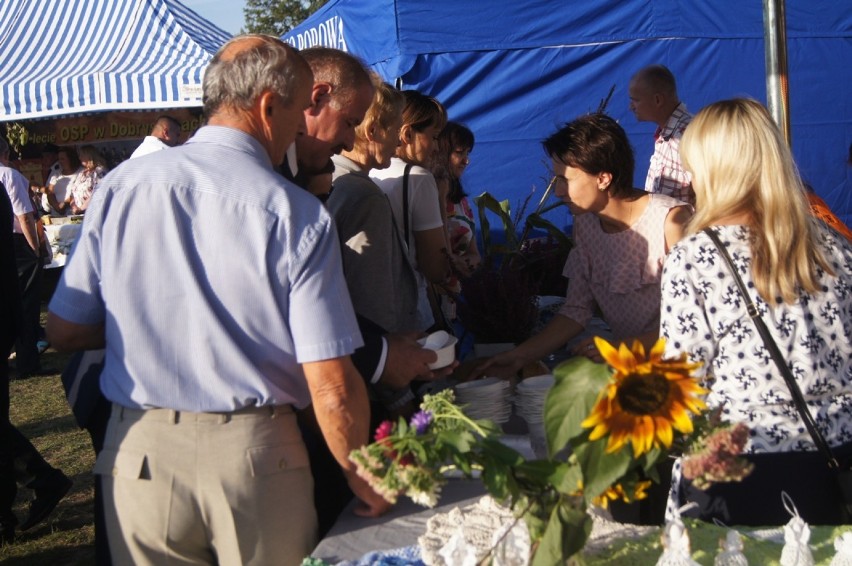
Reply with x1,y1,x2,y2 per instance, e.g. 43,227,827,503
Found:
43,221,82,268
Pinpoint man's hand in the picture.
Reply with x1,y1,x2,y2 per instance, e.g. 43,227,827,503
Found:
347,471,393,518
381,332,456,390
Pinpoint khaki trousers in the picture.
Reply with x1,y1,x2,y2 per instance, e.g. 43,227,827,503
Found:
95,404,317,566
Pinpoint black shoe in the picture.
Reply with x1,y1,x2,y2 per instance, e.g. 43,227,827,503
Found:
19,474,72,531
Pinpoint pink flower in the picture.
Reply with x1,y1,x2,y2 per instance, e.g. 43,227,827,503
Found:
374,420,394,442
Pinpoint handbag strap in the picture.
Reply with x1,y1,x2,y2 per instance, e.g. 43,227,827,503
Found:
702,227,840,469
402,163,413,248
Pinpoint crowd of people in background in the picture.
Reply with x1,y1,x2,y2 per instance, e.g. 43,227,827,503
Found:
1,33,851,565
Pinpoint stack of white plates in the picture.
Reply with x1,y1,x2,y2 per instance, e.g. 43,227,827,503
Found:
454,377,512,424
515,374,555,458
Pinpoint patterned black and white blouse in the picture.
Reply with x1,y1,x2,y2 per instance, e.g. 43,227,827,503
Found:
660,223,852,453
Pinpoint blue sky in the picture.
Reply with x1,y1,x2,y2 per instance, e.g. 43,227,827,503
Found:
183,0,247,35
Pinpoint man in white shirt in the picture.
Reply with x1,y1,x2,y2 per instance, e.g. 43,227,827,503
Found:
0,139,44,377
129,115,181,159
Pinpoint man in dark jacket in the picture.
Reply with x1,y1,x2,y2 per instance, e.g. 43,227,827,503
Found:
0,186,71,544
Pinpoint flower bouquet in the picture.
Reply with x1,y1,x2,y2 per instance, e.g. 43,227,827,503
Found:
350,337,752,565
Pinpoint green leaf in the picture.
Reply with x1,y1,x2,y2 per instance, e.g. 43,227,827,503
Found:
475,192,519,251
438,430,473,453
481,464,510,500
479,437,525,466
544,357,612,455
531,500,590,566
548,461,584,496
573,440,632,502
525,213,573,249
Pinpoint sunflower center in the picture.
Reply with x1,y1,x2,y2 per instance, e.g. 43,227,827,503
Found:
616,373,670,415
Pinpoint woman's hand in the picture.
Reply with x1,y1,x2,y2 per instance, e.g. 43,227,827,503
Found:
470,349,526,380
570,338,604,363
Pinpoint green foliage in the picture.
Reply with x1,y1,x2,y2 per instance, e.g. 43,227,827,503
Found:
456,189,572,343
4,122,29,159
243,0,324,35
544,357,611,454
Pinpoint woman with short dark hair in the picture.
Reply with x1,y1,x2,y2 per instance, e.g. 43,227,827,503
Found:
478,113,691,375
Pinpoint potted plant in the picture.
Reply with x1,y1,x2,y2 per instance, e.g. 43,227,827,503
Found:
455,185,572,353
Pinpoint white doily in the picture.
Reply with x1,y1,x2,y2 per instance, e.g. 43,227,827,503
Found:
418,496,528,566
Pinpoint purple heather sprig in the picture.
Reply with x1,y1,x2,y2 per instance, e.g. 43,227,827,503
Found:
410,410,433,435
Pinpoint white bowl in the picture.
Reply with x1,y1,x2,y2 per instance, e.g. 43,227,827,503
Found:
417,331,458,369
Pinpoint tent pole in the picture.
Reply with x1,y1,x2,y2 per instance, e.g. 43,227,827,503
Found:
762,0,791,145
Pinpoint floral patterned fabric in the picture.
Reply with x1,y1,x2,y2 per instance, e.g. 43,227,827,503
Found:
558,193,686,340
68,165,107,209
661,224,852,453
446,197,475,256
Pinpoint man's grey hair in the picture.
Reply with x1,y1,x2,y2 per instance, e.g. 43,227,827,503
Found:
299,47,372,110
203,35,310,116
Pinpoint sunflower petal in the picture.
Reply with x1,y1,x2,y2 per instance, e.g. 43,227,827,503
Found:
655,416,673,448
617,342,637,372
631,339,646,360
594,337,622,370
649,338,666,362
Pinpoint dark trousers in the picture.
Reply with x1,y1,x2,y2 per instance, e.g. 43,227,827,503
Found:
12,235,42,375
86,394,112,565
679,447,852,526
0,358,57,526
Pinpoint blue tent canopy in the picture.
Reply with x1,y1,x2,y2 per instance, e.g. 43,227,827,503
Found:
285,0,852,227
0,0,231,120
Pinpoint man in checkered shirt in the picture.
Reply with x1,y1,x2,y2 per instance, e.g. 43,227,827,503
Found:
629,65,694,205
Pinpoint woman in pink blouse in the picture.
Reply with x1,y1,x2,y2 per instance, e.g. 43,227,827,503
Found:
477,113,691,377
66,145,108,214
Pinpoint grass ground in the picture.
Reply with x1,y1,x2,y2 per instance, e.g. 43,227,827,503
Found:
2,310,96,564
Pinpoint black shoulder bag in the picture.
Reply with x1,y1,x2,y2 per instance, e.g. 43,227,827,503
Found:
703,227,852,517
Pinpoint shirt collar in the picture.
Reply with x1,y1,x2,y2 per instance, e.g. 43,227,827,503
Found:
657,102,690,141
185,126,274,170
331,154,367,178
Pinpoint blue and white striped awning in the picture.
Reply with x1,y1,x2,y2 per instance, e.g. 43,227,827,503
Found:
0,0,232,120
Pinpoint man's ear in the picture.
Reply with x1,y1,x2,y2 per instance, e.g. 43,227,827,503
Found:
258,91,276,129
308,82,332,114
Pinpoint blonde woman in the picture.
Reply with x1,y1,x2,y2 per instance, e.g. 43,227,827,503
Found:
371,90,450,331
327,81,420,335
66,145,108,214
661,98,852,525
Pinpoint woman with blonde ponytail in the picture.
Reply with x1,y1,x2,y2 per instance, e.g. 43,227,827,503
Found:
661,98,852,526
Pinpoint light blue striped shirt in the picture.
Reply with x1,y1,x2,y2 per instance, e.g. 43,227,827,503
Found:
49,126,363,411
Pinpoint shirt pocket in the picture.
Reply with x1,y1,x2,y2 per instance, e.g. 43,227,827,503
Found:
246,441,310,477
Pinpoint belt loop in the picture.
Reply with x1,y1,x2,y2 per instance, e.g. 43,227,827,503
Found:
118,406,126,422
169,410,178,424
219,413,230,424
269,406,277,419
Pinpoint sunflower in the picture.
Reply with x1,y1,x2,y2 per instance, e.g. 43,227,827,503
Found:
592,480,653,509
581,337,707,458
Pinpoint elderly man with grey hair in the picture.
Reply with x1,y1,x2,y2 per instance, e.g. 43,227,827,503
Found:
47,35,389,565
